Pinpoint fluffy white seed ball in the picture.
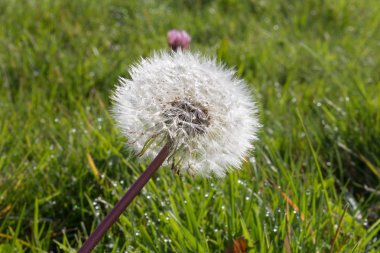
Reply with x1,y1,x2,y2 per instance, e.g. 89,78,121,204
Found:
112,50,260,177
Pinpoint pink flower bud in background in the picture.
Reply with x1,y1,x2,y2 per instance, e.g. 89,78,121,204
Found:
167,29,191,51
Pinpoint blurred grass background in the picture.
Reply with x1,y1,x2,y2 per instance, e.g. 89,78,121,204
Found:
0,0,379,252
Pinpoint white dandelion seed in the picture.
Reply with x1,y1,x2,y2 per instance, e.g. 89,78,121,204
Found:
112,50,260,177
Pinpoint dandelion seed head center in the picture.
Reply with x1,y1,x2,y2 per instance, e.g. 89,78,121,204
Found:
163,98,210,136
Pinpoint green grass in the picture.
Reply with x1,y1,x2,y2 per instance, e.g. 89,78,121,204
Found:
1,0,379,252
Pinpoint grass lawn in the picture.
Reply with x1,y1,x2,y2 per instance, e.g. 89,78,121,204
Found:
0,0,379,252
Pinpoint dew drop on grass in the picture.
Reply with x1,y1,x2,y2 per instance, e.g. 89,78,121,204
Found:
204,193,209,198
270,165,277,172
71,128,77,133
273,226,278,233
54,118,59,123
245,196,250,201
298,132,306,138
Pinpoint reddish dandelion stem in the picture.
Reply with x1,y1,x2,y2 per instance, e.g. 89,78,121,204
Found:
78,143,171,253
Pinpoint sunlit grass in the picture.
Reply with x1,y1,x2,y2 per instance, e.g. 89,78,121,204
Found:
1,0,379,252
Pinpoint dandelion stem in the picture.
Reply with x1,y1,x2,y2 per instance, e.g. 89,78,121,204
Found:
78,143,171,253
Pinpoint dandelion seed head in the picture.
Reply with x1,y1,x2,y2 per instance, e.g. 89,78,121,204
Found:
112,51,260,177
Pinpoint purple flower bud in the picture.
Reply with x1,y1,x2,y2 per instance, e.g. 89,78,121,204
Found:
167,29,191,51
